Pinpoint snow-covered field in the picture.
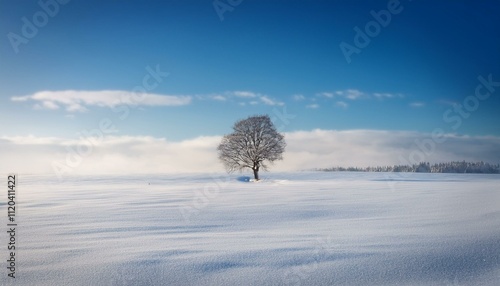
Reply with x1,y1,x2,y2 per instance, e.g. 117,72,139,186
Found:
3,172,500,285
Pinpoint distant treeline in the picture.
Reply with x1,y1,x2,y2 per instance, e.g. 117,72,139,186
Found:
316,161,500,174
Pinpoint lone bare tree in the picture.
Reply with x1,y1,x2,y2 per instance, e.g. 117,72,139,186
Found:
217,115,286,180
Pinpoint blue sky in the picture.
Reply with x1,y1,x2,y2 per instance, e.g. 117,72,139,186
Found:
1,0,500,175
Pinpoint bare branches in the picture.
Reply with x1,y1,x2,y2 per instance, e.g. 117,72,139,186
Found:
217,115,286,179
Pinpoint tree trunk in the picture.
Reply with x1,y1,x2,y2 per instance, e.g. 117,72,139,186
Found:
253,167,259,181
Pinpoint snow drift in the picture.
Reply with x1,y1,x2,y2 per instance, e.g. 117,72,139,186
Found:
3,172,499,285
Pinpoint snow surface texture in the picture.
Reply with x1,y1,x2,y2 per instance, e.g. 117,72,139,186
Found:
2,172,500,286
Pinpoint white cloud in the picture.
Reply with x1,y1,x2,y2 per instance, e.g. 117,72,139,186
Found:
336,101,348,108
374,92,404,100
374,93,393,99
293,94,305,101
66,103,88,112
0,135,221,175
318,90,363,100
273,130,500,171
12,90,192,112
211,95,227,101
318,90,403,102
317,89,364,100
317,92,334,98
260,96,284,106
205,91,284,107
345,89,364,100
410,102,425,108
231,91,258,98
38,101,60,110
2,130,499,176
306,104,319,109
